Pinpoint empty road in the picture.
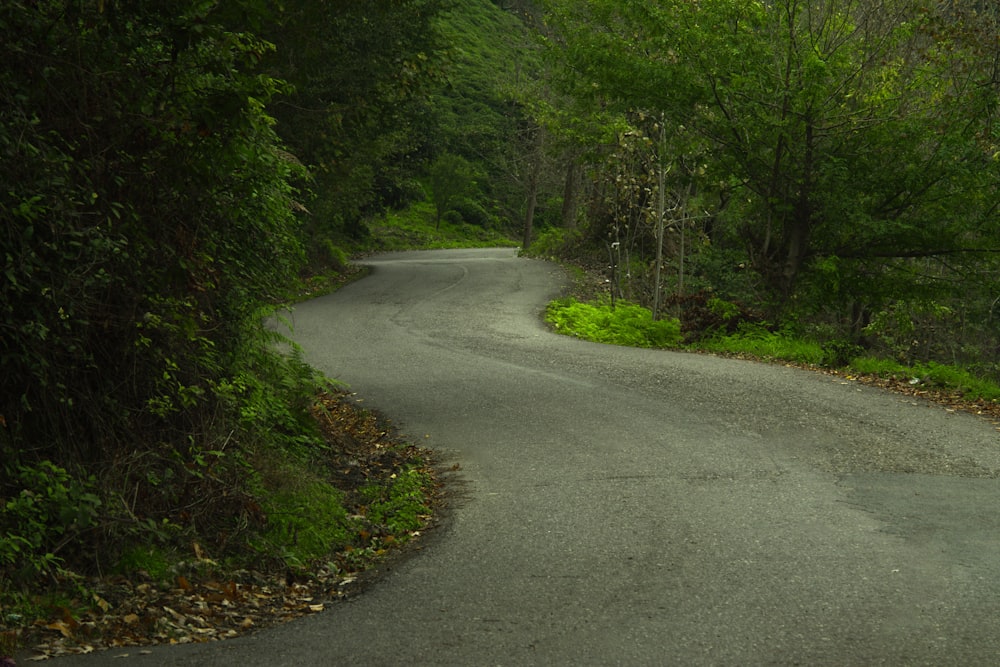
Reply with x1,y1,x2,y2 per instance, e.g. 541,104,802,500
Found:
54,248,1000,665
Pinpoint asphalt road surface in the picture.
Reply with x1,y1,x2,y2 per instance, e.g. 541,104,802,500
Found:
54,248,1000,665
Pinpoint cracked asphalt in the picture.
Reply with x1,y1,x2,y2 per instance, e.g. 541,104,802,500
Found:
52,248,1000,665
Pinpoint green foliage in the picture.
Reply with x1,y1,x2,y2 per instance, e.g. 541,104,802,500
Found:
360,466,434,535
214,330,327,456
707,298,740,322
546,297,683,348
849,357,911,377
697,324,827,366
849,358,1000,402
115,546,172,582
0,461,101,589
449,198,494,227
0,0,472,632
431,1,537,160
547,290,999,399
528,227,582,257
429,153,478,227
665,291,766,343
367,201,517,251
442,210,464,226
913,363,1000,402
264,0,452,237
820,339,865,368
862,299,964,365
544,0,1000,324
256,471,351,568
1,0,306,461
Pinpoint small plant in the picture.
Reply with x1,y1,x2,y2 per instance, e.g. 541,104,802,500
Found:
115,545,172,582
528,227,582,257
849,356,909,376
697,324,826,365
915,362,1000,401
321,240,350,271
448,198,493,227
1,461,102,590
665,290,766,343
848,358,1000,400
546,297,683,348
360,466,433,535
821,339,864,367
253,466,351,569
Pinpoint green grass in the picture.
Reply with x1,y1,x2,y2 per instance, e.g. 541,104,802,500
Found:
360,465,434,535
116,545,173,581
547,298,1000,402
545,297,683,348
696,324,827,365
255,470,352,567
848,356,910,376
367,201,518,252
850,357,1000,401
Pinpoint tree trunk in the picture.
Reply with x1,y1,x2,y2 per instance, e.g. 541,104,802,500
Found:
522,162,540,249
560,157,581,229
522,128,543,249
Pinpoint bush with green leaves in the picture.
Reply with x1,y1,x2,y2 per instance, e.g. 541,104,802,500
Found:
429,153,477,228
665,291,766,343
360,466,433,535
546,298,683,348
1,461,101,589
1,1,307,465
697,323,826,365
255,472,351,568
449,198,493,227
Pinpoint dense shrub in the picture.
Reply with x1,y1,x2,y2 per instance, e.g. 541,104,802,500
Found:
449,198,493,227
0,2,305,463
546,298,683,348
664,291,766,343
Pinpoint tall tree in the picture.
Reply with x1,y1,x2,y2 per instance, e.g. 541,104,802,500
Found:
545,0,1000,318
1,0,303,461
263,0,452,241
428,153,476,227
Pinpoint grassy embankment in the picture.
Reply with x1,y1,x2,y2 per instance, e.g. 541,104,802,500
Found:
546,296,1000,408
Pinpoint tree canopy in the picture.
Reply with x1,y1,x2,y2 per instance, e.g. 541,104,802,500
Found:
1,0,306,462
543,0,1000,344
3,0,1000,633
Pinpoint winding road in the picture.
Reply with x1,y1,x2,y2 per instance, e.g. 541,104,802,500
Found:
57,248,1000,665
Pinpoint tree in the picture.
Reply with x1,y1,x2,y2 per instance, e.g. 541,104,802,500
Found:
263,0,452,242
1,1,303,463
544,0,1000,322
429,153,477,228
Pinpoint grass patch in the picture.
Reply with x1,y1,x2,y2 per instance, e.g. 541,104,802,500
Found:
546,295,1000,404
360,466,434,535
545,297,683,348
850,357,1000,401
367,201,518,251
115,546,173,582
848,356,911,376
696,324,827,365
252,460,352,568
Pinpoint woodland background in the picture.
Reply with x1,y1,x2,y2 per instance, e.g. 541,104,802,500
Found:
2,0,999,649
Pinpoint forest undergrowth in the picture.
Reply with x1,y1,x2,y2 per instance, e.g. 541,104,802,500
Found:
2,387,443,661
545,257,1000,429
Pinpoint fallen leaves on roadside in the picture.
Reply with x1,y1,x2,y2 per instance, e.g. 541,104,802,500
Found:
819,366,1000,425
20,390,441,661
25,564,362,660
